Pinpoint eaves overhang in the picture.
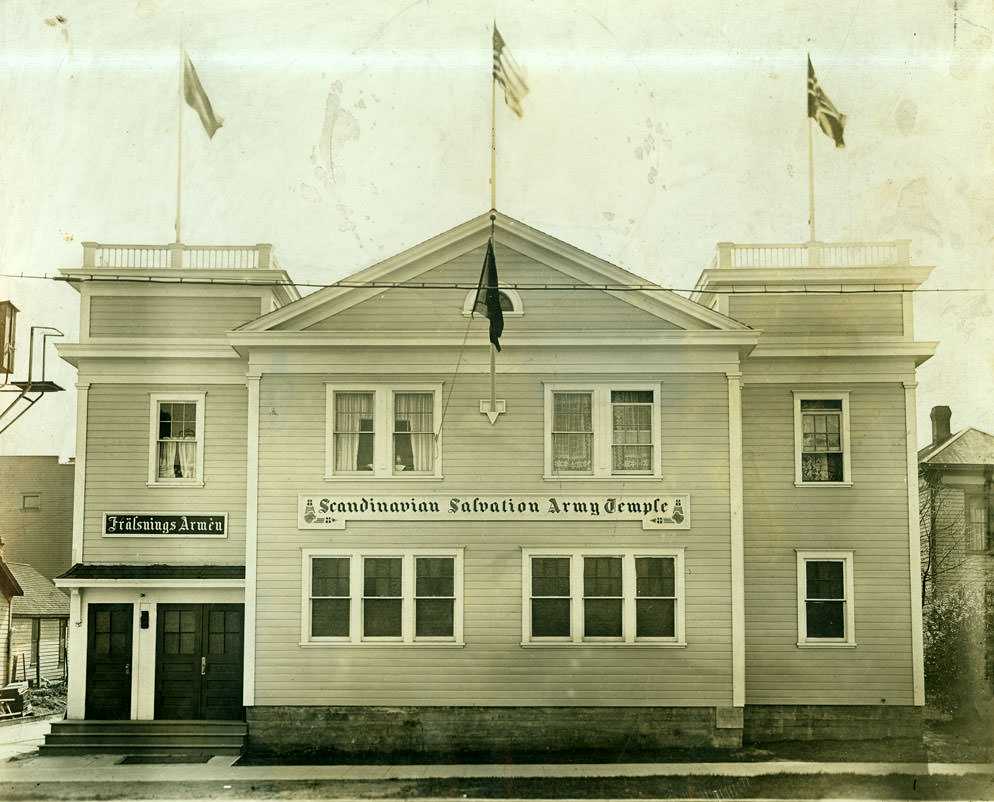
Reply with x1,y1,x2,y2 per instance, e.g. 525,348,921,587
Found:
227,329,762,359
57,339,242,367
693,265,935,300
747,339,938,367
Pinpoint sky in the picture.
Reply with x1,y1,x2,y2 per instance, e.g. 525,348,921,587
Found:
1,0,992,458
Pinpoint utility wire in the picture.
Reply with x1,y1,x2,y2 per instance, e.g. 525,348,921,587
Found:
0,272,988,294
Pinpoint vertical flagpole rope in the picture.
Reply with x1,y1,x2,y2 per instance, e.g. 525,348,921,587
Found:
175,31,184,244
808,117,815,242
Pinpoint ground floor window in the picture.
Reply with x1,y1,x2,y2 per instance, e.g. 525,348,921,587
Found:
302,549,463,644
796,550,856,646
522,549,685,645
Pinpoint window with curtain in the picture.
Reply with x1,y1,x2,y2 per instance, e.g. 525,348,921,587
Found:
546,385,660,477
394,392,434,473
334,391,375,472
156,401,198,480
552,392,593,474
326,386,441,478
967,496,991,552
800,400,844,482
611,390,653,473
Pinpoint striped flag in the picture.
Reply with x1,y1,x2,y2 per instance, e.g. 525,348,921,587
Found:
473,239,504,351
807,56,845,148
493,26,528,117
184,51,223,139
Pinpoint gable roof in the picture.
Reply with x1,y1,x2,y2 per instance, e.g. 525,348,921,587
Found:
8,562,68,617
235,211,751,335
0,557,23,600
919,427,994,465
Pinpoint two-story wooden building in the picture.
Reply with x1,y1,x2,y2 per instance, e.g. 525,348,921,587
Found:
53,213,935,755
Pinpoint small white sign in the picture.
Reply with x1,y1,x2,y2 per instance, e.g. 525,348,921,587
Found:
298,493,690,530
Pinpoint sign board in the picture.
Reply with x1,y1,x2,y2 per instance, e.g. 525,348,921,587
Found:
103,513,227,538
298,494,690,531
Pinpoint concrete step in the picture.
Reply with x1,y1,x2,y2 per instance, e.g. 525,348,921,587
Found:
39,744,242,756
42,720,246,755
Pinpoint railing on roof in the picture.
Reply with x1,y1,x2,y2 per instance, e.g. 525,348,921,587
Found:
712,240,911,270
81,242,277,270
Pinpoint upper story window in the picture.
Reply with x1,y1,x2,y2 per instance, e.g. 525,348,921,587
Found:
147,392,206,487
796,550,856,647
302,549,464,645
461,288,523,317
544,384,662,479
967,494,992,552
522,549,685,646
793,391,851,486
325,384,442,479
21,493,40,510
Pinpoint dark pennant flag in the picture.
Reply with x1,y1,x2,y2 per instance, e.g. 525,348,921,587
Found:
473,239,504,352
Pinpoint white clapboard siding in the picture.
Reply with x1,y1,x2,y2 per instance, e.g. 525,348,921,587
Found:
298,245,677,333
253,371,734,707
82,384,248,563
728,294,904,337
88,296,262,338
741,382,914,704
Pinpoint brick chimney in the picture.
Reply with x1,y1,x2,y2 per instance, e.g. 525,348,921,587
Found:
930,405,952,446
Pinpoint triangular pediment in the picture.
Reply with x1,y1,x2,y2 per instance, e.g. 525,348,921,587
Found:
236,212,749,335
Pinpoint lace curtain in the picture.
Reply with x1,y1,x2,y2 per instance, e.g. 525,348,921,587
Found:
335,392,374,472
394,392,434,472
552,392,592,473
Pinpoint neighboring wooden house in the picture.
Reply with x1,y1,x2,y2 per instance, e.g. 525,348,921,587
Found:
0,556,24,685
918,405,994,697
8,561,69,685
54,217,936,753
0,456,74,580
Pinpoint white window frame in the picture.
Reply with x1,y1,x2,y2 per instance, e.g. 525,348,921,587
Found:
521,548,685,646
461,287,524,317
147,392,206,488
324,384,443,479
796,549,856,647
792,391,852,487
301,548,464,645
543,383,663,479
966,493,992,553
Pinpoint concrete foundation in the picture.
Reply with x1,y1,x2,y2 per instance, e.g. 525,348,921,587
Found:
743,705,923,743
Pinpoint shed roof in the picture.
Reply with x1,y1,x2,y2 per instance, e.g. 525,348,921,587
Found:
8,562,68,618
57,564,245,581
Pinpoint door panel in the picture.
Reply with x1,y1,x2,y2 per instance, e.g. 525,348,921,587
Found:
155,603,243,720
85,604,133,719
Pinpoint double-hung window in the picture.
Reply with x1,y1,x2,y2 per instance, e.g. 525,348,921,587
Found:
522,549,684,645
326,385,442,478
796,550,856,646
967,494,992,552
793,391,851,485
147,392,206,486
544,384,662,478
303,549,463,644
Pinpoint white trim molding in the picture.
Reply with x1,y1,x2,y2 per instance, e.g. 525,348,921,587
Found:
147,391,207,488
792,391,852,487
726,372,745,706
243,372,261,706
904,381,925,704
795,549,856,647
71,383,90,564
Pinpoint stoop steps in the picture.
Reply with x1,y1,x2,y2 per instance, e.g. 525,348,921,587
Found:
41,720,246,756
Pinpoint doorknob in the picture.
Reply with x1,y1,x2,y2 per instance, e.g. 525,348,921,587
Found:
124,663,130,676
201,656,206,676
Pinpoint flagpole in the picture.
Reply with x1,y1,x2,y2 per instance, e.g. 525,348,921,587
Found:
490,25,497,211
808,117,815,242
175,33,184,244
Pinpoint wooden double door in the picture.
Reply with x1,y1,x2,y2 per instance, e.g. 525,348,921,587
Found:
155,604,244,720
85,603,133,719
